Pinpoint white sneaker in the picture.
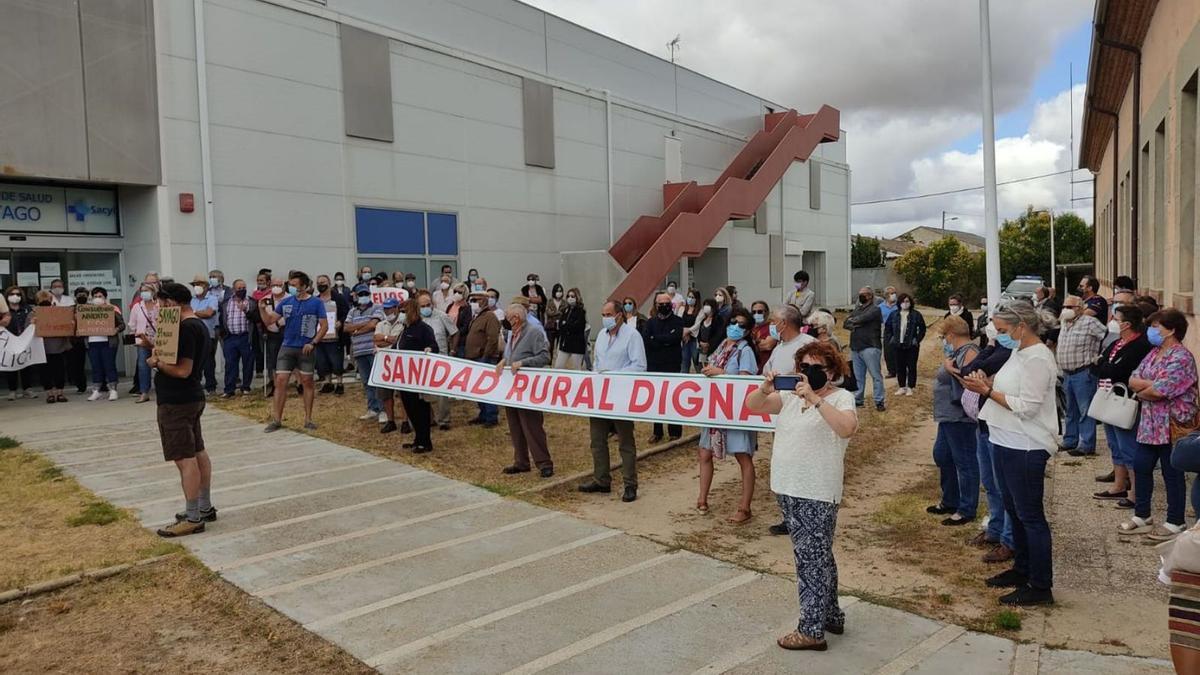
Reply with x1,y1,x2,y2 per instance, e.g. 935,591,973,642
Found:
22,389,35,399
108,389,119,401
5,391,14,401
377,411,388,423
87,390,102,401
358,411,376,421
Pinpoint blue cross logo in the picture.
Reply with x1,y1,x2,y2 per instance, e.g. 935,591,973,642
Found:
67,200,90,222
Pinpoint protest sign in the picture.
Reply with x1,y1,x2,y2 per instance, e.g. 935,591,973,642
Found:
0,326,46,372
369,351,775,431
370,287,409,306
33,306,76,337
75,304,116,337
154,306,181,365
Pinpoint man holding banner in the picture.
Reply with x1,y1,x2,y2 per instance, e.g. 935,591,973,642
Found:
579,301,647,503
496,303,553,478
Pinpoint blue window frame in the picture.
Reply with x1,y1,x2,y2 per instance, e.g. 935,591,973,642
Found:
354,207,459,285
426,212,458,255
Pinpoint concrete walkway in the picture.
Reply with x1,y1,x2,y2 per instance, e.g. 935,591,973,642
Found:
3,396,1172,674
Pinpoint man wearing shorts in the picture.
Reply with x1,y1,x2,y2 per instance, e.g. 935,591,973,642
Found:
258,271,327,432
148,282,213,537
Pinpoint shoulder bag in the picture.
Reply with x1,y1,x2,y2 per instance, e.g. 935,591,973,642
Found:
1086,383,1139,430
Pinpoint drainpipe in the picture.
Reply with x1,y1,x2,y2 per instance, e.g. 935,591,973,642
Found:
604,89,614,247
194,0,217,271
1090,100,1119,282
1097,30,1141,283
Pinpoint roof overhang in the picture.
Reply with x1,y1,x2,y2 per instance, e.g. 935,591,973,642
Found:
1078,0,1158,171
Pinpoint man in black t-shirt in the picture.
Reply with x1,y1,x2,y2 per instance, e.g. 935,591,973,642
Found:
147,282,214,537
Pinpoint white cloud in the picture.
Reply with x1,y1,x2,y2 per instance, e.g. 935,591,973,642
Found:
523,0,1093,237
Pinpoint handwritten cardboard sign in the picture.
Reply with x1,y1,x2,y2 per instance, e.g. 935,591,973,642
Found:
154,306,181,366
74,304,116,337
33,306,76,337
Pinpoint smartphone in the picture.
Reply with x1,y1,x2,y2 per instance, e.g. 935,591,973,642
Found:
773,375,803,391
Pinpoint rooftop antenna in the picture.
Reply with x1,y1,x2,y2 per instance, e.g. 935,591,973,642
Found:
668,34,681,135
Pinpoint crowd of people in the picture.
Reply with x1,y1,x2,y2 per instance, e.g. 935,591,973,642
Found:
8,264,1198,651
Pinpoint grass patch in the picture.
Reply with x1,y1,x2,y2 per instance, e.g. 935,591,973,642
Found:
473,482,522,497
66,501,125,527
0,436,18,450
38,465,64,481
992,609,1022,631
137,541,185,559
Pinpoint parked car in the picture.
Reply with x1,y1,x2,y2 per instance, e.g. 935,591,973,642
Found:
999,275,1044,303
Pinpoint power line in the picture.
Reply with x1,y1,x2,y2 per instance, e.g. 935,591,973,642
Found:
851,167,1085,206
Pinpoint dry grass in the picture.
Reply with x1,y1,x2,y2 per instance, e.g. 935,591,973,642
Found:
212,383,682,495
0,557,374,674
0,444,172,590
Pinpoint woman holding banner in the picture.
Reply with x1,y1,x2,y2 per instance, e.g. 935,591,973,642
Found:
34,291,70,403
85,287,125,402
697,308,759,524
3,285,34,400
747,341,858,652
397,292,439,453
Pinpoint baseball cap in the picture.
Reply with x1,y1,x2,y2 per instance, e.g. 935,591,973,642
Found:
382,298,401,309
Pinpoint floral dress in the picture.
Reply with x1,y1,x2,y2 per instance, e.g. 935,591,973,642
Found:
1132,344,1199,445
699,339,758,458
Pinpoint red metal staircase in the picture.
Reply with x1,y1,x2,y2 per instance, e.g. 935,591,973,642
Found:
608,105,840,304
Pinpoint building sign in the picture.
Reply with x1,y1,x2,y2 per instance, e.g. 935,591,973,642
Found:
0,183,118,234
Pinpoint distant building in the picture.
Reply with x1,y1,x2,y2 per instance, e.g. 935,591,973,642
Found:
894,226,985,252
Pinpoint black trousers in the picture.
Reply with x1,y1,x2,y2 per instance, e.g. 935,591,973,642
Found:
66,343,87,391
400,391,433,449
883,341,896,376
649,364,682,439
41,353,67,390
894,345,919,388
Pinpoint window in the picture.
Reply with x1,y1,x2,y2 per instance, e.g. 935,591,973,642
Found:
1180,71,1197,294
1140,141,1150,284
354,207,458,288
522,79,555,169
809,160,821,210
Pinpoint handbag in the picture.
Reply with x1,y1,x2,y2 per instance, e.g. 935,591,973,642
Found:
961,390,981,421
1086,383,1139,430
1172,432,1200,472
1171,410,1200,444
1157,523,1200,577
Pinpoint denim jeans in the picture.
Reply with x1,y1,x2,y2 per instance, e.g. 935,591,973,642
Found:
475,357,499,423
994,445,1053,590
681,340,699,374
222,333,254,394
1062,370,1098,451
1135,442,1186,525
87,342,118,386
976,427,1014,548
355,354,382,414
136,345,153,394
932,421,981,518
1104,423,1138,469
851,347,884,405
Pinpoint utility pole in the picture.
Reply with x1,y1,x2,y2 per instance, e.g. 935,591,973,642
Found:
979,0,1001,315
667,35,680,135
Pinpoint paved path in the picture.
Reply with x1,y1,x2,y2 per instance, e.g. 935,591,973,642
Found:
3,396,1172,674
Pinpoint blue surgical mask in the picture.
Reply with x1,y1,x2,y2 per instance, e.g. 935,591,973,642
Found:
995,332,1017,350
602,316,618,331
357,295,370,306
753,312,765,325
726,325,746,341
286,286,299,297
623,302,634,313
686,297,695,306
419,306,433,318
1147,326,1165,347
769,324,780,340
140,291,153,302
942,341,954,357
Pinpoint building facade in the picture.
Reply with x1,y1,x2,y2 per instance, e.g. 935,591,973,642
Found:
0,0,850,323
1080,0,1200,349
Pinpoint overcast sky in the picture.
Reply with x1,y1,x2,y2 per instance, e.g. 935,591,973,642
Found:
524,0,1095,238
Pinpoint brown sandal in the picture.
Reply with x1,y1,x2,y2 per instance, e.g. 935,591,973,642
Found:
727,508,753,525
777,631,827,651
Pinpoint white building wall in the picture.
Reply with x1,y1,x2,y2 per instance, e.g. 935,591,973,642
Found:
143,0,849,303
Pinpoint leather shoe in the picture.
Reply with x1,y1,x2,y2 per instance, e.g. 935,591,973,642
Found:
540,467,554,478
1068,448,1095,457
982,544,1015,564
1095,470,1115,483
622,486,637,502
985,568,1027,588
502,465,531,475
578,482,611,494
380,421,397,434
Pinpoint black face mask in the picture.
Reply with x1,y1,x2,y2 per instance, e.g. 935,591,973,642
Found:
75,294,88,304
317,283,329,293
858,294,868,305
501,319,513,331
234,288,247,299
657,303,672,316
802,363,829,391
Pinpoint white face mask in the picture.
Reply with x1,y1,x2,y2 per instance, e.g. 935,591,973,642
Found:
554,291,563,299
1060,308,1077,322
91,297,105,305
209,277,220,287
51,287,63,297
140,291,153,302
405,281,416,289
566,296,577,306
900,302,911,310
667,286,676,294
980,301,988,311
985,323,998,340
888,293,897,303
193,285,205,296
451,292,463,302
714,295,724,303
948,305,962,315
488,297,497,307
440,282,450,290
271,285,283,296
361,272,372,281
527,279,537,287
469,302,479,312
1108,319,1121,334
335,279,345,287
7,294,20,304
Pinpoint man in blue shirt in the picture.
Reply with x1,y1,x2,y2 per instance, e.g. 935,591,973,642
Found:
878,286,899,377
189,274,221,395
258,271,327,432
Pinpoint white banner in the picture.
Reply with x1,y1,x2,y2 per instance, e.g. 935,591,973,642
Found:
0,326,46,372
369,350,775,431
370,287,409,306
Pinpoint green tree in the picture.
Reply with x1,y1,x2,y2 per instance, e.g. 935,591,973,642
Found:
894,236,985,308
998,207,1093,284
851,235,885,269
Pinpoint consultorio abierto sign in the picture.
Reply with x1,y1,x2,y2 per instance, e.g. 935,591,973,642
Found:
369,350,775,431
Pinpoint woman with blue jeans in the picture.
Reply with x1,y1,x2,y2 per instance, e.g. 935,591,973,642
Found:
129,283,159,403
1122,308,1198,542
925,315,979,525
1092,304,1152,505
965,301,1058,606
84,287,126,401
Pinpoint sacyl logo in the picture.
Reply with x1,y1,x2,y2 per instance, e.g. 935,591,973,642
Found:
67,199,114,222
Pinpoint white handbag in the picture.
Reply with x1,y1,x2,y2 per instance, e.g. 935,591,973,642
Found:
1087,383,1139,430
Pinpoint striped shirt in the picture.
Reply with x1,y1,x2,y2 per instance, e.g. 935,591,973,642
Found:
1055,315,1106,371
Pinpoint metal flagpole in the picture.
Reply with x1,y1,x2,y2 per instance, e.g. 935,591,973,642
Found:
979,0,1001,314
